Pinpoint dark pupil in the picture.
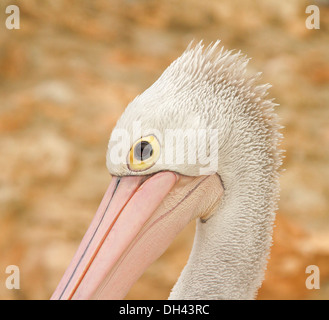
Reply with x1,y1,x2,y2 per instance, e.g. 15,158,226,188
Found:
134,141,153,161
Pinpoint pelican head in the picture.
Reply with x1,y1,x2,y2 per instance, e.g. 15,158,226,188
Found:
51,41,282,300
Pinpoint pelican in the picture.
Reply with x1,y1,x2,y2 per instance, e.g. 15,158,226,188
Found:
51,41,282,300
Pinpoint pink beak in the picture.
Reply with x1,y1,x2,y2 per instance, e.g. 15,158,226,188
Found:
51,171,222,300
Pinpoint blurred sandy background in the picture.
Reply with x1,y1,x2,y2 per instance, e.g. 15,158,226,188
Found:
0,0,329,300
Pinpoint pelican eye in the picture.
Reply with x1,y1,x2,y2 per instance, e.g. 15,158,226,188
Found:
128,135,160,171
134,141,153,161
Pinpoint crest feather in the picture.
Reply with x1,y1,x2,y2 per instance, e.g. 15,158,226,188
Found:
159,40,283,174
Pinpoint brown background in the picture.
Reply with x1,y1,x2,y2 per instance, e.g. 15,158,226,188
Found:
0,0,329,299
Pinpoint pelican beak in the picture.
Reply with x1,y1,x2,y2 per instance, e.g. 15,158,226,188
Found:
51,171,223,300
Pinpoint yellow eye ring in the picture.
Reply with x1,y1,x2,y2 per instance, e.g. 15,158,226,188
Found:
128,135,160,172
